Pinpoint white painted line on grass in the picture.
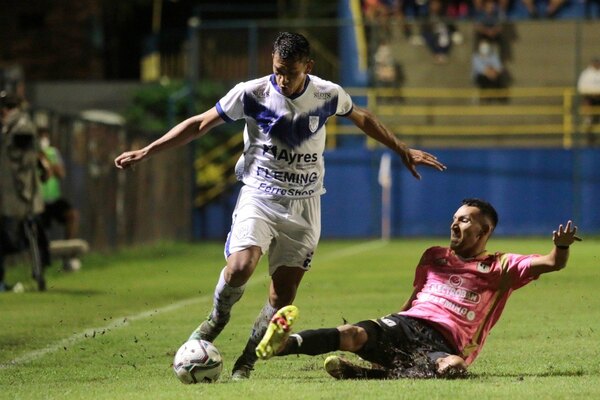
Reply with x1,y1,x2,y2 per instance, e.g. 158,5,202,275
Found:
1,240,388,368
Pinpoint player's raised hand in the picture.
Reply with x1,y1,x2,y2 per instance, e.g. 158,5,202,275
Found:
400,148,447,180
114,149,148,169
553,220,582,248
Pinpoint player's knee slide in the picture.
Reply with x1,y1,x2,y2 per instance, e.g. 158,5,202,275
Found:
338,325,367,351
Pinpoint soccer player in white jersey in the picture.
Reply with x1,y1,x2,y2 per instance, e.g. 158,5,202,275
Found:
114,32,446,380
255,198,581,379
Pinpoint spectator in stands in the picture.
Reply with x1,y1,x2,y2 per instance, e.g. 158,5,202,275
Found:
420,0,463,64
446,0,475,18
577,57,600,144
473,0,512,19
363,0,402,39
521,0,566,18
474,0,503,46
472,40,509,102
38,127,81,271
373,39,404,88
474,0,517,63
0,92,50,292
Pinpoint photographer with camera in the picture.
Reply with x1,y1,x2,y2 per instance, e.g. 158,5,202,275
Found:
0,92,50,292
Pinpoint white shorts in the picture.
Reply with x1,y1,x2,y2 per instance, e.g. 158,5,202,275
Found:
224,185,321,275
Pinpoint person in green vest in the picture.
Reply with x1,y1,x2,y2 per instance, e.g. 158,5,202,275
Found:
38,127,81,271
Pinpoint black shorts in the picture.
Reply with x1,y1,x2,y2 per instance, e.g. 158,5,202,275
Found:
42,198,73,226
354,314,456,373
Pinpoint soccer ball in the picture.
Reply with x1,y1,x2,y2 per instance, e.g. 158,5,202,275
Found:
173,339,223,384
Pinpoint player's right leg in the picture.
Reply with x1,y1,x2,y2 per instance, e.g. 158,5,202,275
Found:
188,246,262,342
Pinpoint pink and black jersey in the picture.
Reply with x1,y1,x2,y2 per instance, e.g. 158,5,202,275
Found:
216,74,353,199
400,246,541,365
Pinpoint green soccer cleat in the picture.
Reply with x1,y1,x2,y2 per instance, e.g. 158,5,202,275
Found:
255,305,299,360
188,315,229,343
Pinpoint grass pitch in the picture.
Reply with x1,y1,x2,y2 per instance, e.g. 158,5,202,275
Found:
1,238,599,399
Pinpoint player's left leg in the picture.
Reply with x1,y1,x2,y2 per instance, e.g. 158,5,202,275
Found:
232,266,305,380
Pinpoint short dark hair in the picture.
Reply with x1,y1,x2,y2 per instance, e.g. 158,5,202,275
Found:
272,32,311,63
462,198,498,228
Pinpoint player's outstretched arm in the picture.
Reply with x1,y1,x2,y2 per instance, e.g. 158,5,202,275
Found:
114,107,224,169
345,105,446,179
529,220,582,275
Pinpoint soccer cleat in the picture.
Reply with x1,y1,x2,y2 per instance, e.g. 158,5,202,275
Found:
188,316,228,342
231,342,258,380
231,366,252,381
231,359,253,381
324,355,388,380
255,305,298,360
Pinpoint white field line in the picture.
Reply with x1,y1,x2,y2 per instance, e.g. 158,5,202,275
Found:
1,240,388,369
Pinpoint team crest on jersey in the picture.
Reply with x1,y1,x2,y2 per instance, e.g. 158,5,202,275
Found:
309,116,320,133
477,262,491,273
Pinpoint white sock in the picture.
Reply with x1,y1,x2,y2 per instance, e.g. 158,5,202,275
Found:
210,267,245,323
249,301,278,343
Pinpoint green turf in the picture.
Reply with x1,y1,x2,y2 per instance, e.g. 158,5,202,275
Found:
1,238,599,399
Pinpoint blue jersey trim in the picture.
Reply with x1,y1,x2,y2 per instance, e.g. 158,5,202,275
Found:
216,101,234,123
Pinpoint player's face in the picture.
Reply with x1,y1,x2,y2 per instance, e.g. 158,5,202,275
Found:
272,52,313,97
449,205,488,255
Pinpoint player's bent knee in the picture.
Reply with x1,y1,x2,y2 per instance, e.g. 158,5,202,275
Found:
337,324,368,352
225,247,262,284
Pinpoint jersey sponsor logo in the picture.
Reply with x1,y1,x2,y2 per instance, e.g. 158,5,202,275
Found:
423,293,474,319
313,92,332,100
448,275,463,287
252,88,269,98
308,116,319,133
256,167,318,185
257,182,315,197
262,145,319,165
429,283,481,304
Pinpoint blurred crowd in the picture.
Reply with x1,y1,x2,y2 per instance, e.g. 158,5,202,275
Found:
363,0,599,103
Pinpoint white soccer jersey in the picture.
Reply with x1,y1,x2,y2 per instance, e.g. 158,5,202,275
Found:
216,74,353,198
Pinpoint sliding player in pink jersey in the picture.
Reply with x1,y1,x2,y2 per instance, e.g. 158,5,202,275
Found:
256,198,582,379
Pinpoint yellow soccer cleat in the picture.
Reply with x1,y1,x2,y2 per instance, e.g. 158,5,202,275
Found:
255,305,299,360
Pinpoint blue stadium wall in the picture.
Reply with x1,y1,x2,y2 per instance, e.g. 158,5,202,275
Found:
193,148,600,240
